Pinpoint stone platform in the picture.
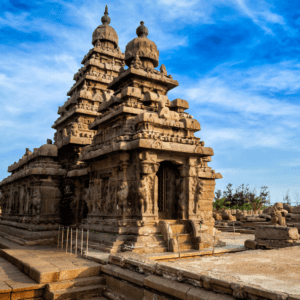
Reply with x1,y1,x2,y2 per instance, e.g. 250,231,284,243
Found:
0,233,299,299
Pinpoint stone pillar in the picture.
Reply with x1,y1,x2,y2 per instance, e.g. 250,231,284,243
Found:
139,152,159,221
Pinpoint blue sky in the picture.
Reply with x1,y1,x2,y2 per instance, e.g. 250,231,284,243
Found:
1,0,300,204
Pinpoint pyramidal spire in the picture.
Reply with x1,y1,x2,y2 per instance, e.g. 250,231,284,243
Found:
101,5,111,25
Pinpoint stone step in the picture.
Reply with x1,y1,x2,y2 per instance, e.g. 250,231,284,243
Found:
177,242,195,251
172,233,192,243
77,242,122,254
44,284,105,300
131,245,168,253
47,276,105,292
170,224,187,234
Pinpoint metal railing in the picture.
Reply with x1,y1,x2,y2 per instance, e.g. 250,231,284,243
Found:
57,226,89,258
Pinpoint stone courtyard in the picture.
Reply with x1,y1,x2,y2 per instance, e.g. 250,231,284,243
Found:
0,5,299,300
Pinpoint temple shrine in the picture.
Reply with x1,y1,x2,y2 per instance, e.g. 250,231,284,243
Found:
0,6,222,253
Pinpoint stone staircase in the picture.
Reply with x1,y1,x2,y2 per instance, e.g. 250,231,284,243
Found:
160,220,196,252
44,276,106,300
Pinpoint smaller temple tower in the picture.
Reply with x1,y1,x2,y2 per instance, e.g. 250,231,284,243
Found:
52,5,125,170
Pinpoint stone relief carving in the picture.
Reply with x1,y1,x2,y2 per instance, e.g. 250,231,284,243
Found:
117,181,128,215
131,54,143,69
160,64,167,75
158,98,179,121
195,178,204,213
70,122,79,137
32,188,41,215
176,178,185,217
138,176,150,213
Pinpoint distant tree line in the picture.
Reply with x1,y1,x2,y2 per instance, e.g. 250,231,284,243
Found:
213,184,270,212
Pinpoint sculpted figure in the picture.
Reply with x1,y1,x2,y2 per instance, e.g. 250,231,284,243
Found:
271,202,288,226
103,90,114,102
79,82,92,99
158,98,179,121
70,123,78,137
117,181,129,214
176,178,186,217
104,180,113,213
131,54,143,69
195,178,204,213
93,92,103,102
160,64,167,75
138,176,150,213
24,189,30,213
95,40,101,47
32,188,41,214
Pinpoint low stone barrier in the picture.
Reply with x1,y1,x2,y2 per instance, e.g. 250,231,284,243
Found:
100,251,300,300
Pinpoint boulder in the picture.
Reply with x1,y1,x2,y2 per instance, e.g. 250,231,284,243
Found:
255,225,299,240
283,203,293,213
293,205,300,214
213,212,222,221
246,217,267,222
263,207,272,214
235,210,246,221
221,211,236,221
244,239,257,250
259,213,271,220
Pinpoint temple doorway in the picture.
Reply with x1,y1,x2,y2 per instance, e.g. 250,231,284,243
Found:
157,161,180,220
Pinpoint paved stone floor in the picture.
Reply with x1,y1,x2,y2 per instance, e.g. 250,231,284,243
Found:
164,245,300,295
0,256,42,290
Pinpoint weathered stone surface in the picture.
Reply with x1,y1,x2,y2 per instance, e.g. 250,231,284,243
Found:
187,287,234,300
244,239,257,249
255,225,299,240
104,274,144,300
144,275,191,300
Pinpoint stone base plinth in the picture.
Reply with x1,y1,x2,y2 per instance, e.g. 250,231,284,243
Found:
0,221,59,245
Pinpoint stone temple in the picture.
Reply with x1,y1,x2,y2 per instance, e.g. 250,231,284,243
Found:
0,6,222,253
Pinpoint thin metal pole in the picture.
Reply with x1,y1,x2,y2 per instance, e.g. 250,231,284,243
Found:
167,223,170,252
66,227,69,254
212,233,216,256
75,228,78,256
61,227,64,249
86,230,89,259
233,223,236,241
70,228,72,254
81,229,83,256
57,226,60,248
177,233,181,258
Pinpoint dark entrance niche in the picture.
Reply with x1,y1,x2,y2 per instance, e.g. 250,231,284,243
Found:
157,161,180,220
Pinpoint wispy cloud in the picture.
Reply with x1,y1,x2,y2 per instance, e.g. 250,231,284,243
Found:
0,0,300,203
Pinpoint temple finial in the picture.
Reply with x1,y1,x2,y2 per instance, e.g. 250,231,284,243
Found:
136,21,148,38
101,5,111,25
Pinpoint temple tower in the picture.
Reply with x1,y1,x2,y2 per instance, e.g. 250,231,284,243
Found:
77,21,222,252
52,6,125,170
